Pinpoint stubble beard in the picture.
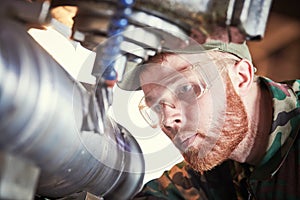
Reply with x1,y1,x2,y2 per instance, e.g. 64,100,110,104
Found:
182,74,249,173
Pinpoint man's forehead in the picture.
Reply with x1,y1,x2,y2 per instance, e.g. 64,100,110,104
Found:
140,65,184,88
140,52,212,81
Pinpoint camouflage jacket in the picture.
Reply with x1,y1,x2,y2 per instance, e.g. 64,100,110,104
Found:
133,77,300,200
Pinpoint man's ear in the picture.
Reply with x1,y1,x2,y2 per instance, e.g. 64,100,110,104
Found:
230,59,254,96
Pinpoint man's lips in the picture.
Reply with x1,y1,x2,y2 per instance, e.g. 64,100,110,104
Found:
173,131,209,152
182,134,197,149
174,132,198,151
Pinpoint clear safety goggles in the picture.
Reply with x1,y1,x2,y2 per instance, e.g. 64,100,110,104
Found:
138,59,233,128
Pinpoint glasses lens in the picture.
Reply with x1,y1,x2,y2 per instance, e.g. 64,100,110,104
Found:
175,82,206,102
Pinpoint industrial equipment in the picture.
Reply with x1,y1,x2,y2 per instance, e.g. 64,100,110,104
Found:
0,0,273,199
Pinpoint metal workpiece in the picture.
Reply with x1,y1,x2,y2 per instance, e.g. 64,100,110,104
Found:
0,153,40,200
0,19,144,199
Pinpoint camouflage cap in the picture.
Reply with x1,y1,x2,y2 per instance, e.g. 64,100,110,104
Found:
118,40,252,91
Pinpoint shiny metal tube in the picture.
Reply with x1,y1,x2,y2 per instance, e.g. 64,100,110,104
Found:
0,18,144,199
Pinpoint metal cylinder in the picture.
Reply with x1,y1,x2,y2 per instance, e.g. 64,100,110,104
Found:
0,18,144,199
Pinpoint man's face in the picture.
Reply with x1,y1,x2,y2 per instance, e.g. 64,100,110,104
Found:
139,53,248,173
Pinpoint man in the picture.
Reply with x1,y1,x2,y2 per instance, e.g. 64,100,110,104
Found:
119,40,300,199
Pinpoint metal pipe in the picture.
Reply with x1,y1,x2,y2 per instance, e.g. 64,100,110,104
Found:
0,18,144,199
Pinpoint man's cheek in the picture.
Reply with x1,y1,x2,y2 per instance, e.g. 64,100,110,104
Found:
195,96,214,128
183,102,205,131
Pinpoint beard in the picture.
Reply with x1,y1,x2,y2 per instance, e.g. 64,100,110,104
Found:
182,73,249,173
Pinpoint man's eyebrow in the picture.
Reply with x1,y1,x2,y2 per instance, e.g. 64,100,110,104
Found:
160,64,191,82
177,64,191,71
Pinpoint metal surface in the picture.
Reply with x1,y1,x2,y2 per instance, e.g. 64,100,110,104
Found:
0,152,40,200
0,18,144,199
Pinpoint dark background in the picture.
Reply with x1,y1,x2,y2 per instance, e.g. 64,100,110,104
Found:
248,0,300,81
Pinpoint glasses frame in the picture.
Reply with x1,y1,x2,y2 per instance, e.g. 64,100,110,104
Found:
138,98,160,128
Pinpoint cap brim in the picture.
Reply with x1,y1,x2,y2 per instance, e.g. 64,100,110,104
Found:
117,60,143,91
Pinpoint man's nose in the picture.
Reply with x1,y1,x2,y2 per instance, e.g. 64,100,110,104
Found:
160,102,182,133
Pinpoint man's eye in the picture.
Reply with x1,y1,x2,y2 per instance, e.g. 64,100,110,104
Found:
176,83,204,99
177,84,193,94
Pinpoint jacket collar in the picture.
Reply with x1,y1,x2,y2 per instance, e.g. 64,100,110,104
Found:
250,77,300,180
